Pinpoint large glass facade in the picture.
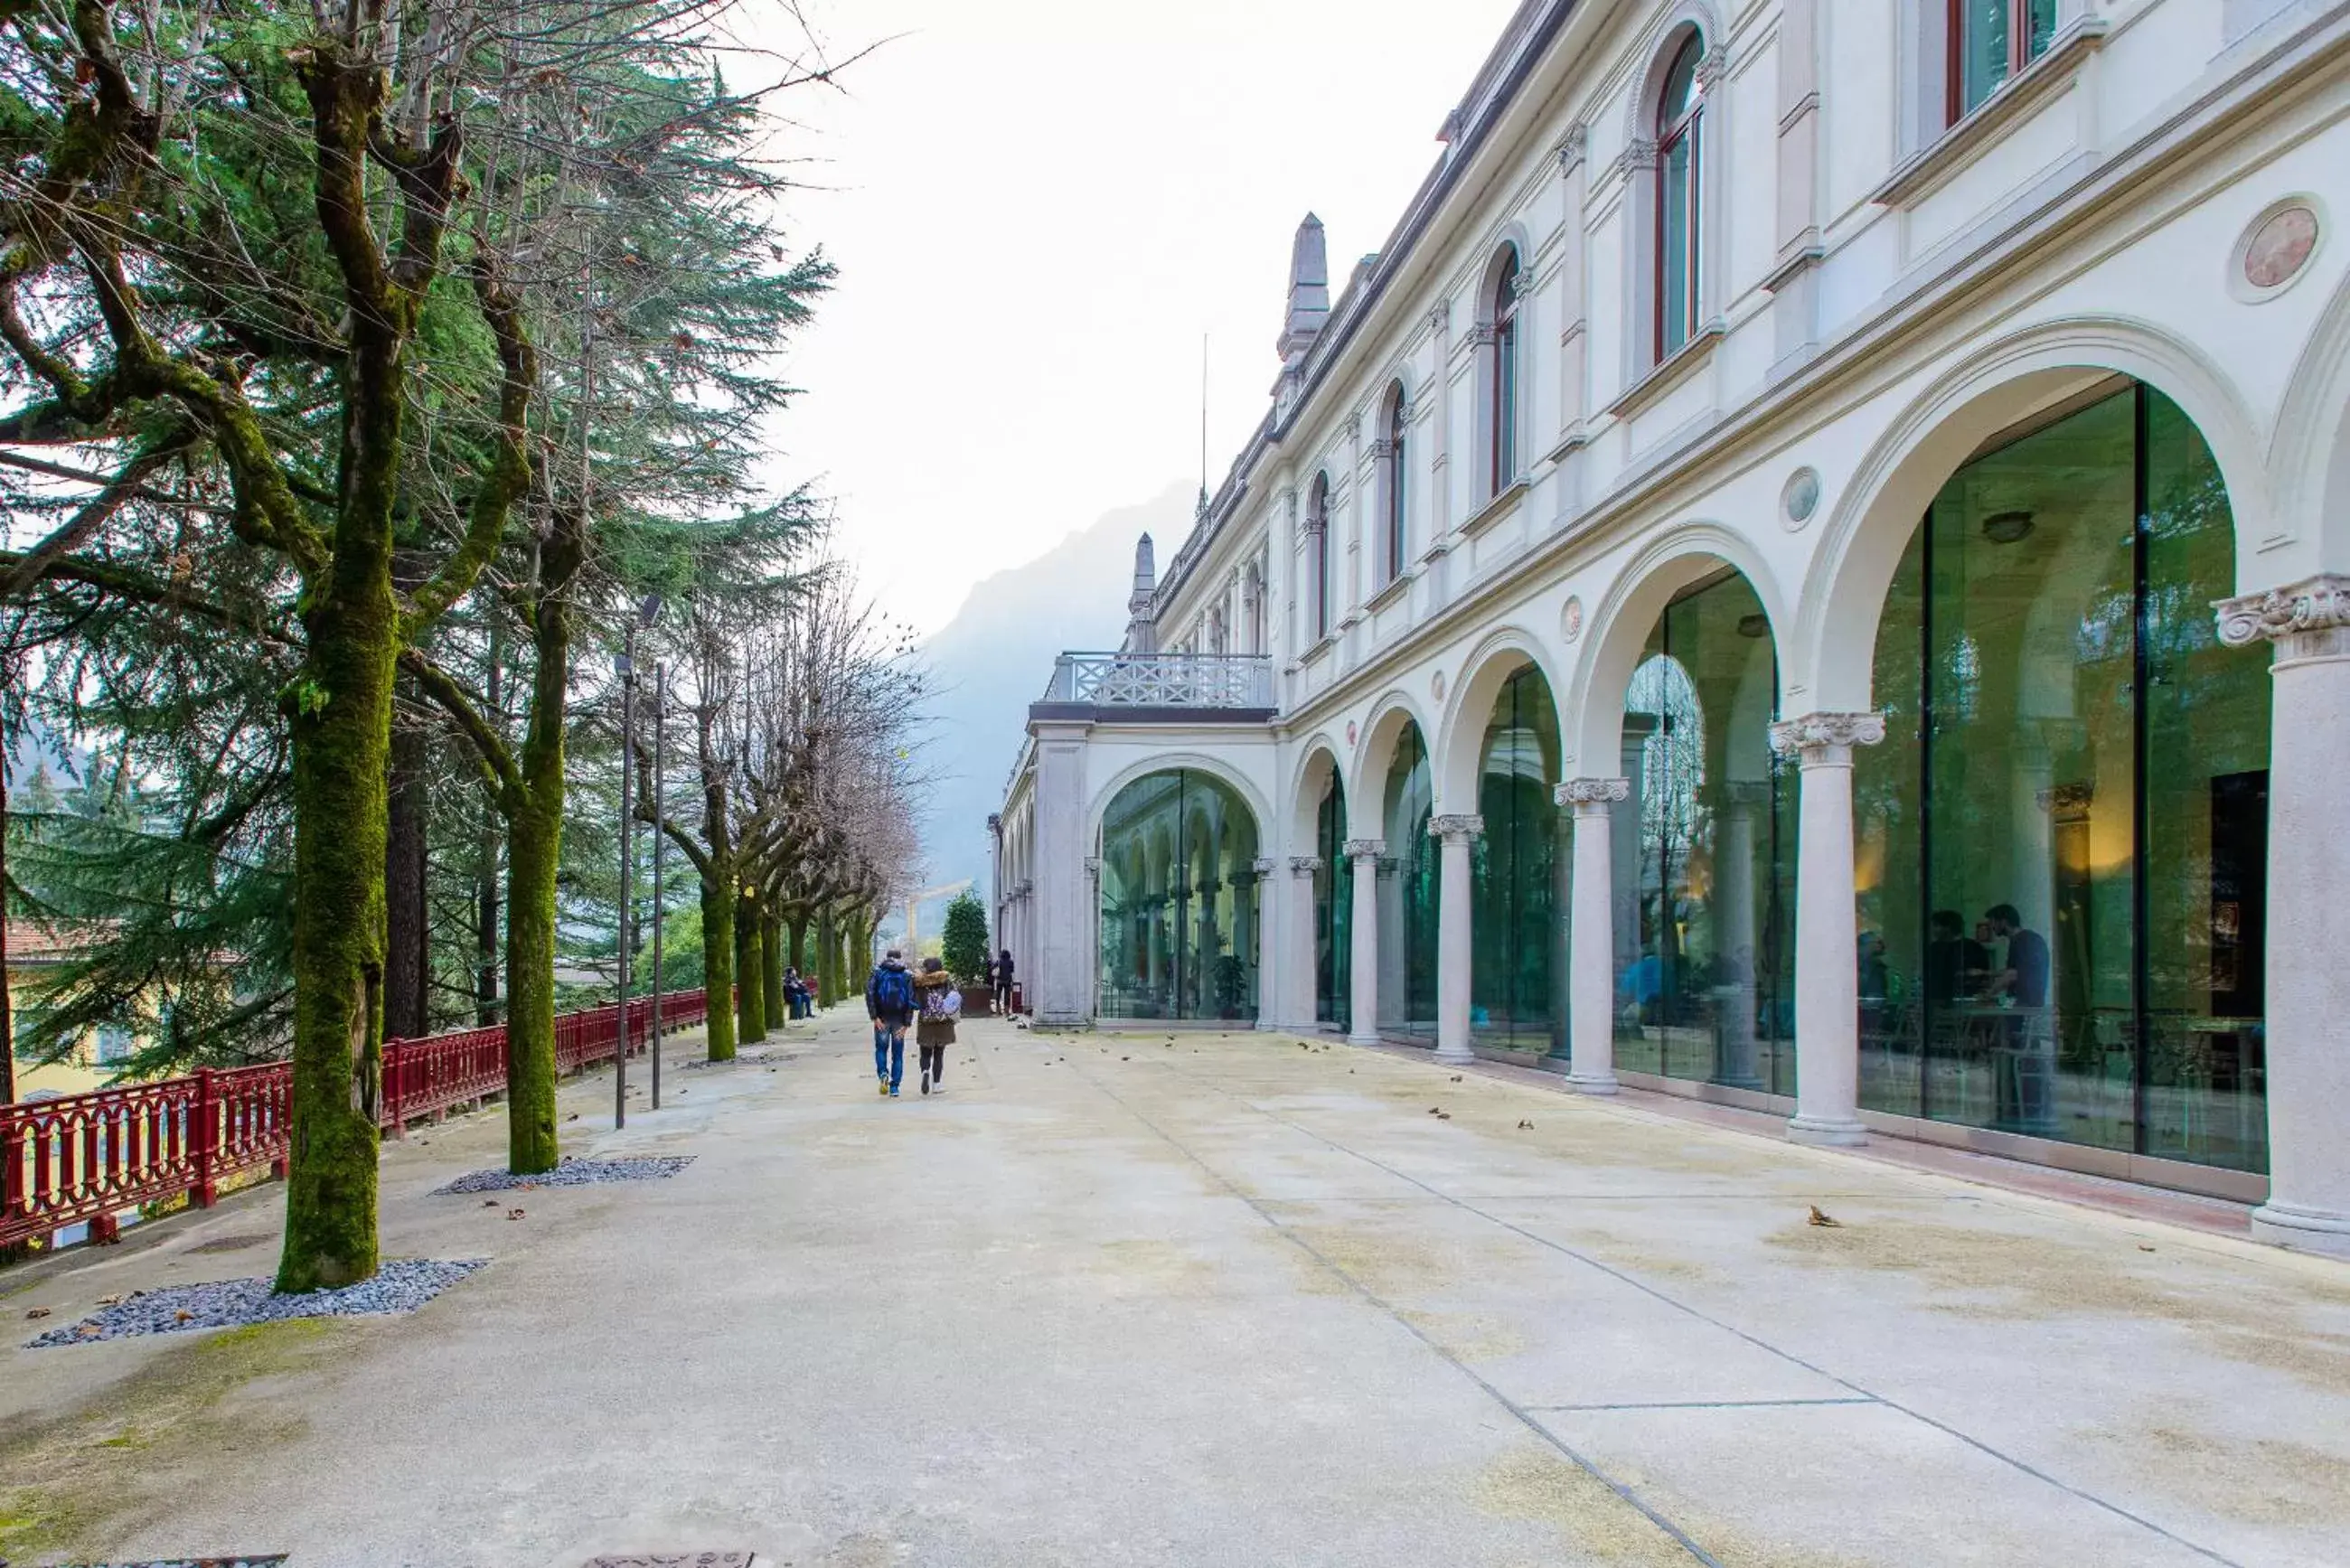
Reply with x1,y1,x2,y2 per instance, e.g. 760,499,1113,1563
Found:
1380,725,1439,1041
1472,667,1563,1053
1854,383,2270,1172
1096,770,1261,1021
1614,572,1799,1093
1314,773,1351,1030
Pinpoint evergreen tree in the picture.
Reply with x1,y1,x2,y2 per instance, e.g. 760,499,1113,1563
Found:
942,891,989,984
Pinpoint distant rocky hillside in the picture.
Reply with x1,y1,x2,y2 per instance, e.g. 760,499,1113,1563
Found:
908,481,1195,928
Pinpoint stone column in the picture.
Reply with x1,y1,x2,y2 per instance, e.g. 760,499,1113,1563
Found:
1252,857,1280,1030
1430,814,1482,1062
1289,857,1323,1030
1032,726,1092,1027
2218,576,2350,1254
1346,839,1384,1045
1560,779,1628,1094
1084,859,1104,1021
1769,712,1886,1145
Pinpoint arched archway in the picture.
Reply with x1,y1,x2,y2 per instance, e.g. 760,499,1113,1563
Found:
1841,378,2271,1175
1095,769,1262,1021
1473,662,1565,1055
1292,743,1350,1031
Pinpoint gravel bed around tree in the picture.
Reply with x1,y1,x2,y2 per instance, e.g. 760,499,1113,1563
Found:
25,1259,487,1347
434,1155,695,1195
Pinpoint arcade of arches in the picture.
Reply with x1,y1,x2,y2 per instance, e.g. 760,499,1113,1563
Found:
1083,380,2272,1186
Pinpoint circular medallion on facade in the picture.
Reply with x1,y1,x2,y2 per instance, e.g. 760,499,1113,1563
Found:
2232,198,2322,302
1346,720,1358,747
1781,466,1822,531
1560,595,1584,642
1432,668,1447,704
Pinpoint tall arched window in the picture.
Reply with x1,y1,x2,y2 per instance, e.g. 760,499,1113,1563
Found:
1379,381,1408,586
1950,1,2057,121
1307,472,1331,642
1242,559,1264,653
1490,250,1521,493
1654,30,1705,361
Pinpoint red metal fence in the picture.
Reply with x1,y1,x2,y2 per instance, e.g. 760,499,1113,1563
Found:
0,989,709,1253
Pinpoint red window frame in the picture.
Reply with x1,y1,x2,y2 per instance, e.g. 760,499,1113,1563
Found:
1946,0,2055,126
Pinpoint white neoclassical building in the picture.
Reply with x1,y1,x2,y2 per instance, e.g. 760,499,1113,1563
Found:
992,0,2350,1253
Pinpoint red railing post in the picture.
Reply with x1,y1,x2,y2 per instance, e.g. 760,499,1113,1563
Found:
190,1068,218,1208
0,1108,20,1241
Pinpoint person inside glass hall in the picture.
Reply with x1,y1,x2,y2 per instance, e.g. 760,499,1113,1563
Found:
1924,910,1993,1004
1980,904,2049,1009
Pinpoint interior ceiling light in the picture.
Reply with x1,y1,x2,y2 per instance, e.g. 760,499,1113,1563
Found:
1982,510,2035,545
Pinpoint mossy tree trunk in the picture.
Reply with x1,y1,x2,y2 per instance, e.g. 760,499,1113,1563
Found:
762,913,785,1023
700,869,737,1059
734,889,766,1044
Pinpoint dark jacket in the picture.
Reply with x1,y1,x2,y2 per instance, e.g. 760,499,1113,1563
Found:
866,957,916,1024
913,969,959,1047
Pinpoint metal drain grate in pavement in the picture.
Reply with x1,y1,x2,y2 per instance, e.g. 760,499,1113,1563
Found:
583,1555,755,1567
33,1558,289,1566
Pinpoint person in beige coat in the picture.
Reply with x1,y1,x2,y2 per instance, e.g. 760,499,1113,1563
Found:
912,958,961,1096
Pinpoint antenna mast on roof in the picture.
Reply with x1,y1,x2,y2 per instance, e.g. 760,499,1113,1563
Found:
1198,332,1209,519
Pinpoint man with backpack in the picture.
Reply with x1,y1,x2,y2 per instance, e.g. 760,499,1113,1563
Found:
867,949,918,1096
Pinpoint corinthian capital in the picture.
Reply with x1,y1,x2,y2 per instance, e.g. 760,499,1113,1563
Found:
1428,813,1485,843
1769,711,1886,764
2216,573,2350,660
1342,838,1386,861
1288,855,1324,876
1555,777,1630,810
1251,856,1279,878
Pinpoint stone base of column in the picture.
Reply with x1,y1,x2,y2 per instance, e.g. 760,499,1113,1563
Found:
1787,1113,1868,1147
1434,1040,1474,1063
1565,1070,1619,1096
2251,1201,2350,1257
1347,1029,1381,1047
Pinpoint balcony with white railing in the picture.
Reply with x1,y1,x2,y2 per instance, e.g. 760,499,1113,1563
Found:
1030,652,1277,722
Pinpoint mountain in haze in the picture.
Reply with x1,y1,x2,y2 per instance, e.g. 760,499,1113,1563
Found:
903,481,1196,936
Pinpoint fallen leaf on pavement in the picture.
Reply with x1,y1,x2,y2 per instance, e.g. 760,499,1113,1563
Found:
506,1207,526,1220
1808,1206,1842,1228
96,1293,123,1306
25,1307,51,1319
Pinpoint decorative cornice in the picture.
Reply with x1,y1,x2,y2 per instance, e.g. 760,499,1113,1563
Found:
1428,813,1485,842
1288,855,1324,876
2216,573,2350,661
1556,777,1630,809
1770,711,1887,762
1342,838,1386,861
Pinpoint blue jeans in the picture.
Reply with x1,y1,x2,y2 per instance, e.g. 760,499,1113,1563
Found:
872,1024,906,1089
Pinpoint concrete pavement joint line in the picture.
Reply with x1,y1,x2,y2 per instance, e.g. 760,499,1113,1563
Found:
1523,1397,1885,1413
1159,1046,2251,1568
1065,1058,1728,1568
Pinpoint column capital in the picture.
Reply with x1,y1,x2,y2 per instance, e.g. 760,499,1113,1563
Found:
1288,855,1324,876
1342,838,1386,862
1555,777,1630,813
1770,711,1886,764
1251,856,1279,878
1428,813,1485,843
2216,572,2350,661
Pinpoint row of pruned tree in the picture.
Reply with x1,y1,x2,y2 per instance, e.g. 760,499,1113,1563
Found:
0,0,917,1291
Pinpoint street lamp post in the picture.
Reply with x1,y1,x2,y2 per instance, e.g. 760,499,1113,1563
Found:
614,630,636,1131
649,658,666,1111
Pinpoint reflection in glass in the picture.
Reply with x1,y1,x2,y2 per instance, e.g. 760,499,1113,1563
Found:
1315,772,1351,1031
1095,770,1260,1021
1381,725,1439,1041
1955,0,2059,120
1853,384,2269,1172
1472,668,1562,1053
1615,572,1796,1093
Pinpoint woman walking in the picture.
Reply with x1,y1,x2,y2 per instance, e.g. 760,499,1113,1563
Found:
913,956,961,1095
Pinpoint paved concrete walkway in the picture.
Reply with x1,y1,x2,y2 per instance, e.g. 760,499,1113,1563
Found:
5,1010,2348,1567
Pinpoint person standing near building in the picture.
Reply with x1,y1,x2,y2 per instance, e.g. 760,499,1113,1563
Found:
1983,904,2049,1008
867,948,916,1096
995,947,1016,1015
913,956,960,1095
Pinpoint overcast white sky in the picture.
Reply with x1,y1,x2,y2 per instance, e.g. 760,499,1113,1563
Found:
749,0,1527,634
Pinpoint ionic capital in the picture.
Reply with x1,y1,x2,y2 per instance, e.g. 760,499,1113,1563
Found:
2216,573,2350,662
1769,711,1886,765
1428,813,1485,844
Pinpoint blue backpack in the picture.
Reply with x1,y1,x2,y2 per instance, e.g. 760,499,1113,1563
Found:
874,965,915,1015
